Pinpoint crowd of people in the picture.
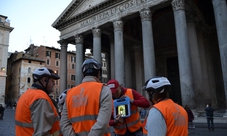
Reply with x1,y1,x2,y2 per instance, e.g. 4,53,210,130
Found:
11,58,215,136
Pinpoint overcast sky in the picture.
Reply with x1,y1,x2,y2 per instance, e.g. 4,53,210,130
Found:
0,0,77,52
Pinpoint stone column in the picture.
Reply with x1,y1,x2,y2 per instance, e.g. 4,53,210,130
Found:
133,45,145,96
124,43,132,87
198,29,217,105
186,11,204,108
92,28,102,63
113,20,124,86
212,0,227,106
109,35,115,79
140,8,156,82
75,35,84,85
172,0,195,107
58,40,68,93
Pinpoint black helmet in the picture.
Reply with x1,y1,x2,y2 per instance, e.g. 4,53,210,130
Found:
142,76,171,93
33,67,60,82
81,58,101,76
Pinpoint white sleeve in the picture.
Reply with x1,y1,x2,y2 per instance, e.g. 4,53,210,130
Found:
145,108,167,136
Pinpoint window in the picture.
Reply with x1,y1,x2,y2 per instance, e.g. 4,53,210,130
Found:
56,61,59,66
28,67,31,73
46,51,51,57
55,53,60,59
71,75,75,81
47,59,50,65
68,85,71,88
71,56,76,62
72,64,75,69
27,77,31,83
55,80,58,85
56,88,59,95
71,85,74,88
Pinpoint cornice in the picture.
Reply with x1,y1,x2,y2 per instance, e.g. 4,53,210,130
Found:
54,0,122,30
0,23,14,32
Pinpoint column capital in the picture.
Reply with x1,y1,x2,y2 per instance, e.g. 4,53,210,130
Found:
58,39,68,49
92,28,101,38
172,0,185,11
58,39,68,45
75,35,83,44
113,20,123,31
140,8,152,22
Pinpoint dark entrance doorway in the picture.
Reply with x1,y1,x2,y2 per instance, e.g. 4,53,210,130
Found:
166,57,182,105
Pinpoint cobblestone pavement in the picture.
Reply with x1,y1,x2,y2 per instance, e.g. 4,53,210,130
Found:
1,108,227,136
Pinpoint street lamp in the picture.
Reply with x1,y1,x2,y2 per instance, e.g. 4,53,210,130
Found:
1,67,6,71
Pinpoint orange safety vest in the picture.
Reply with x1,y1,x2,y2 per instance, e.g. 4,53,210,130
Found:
15,89,61,136
66,82,110,136
154,99,188,136
113,89,141,135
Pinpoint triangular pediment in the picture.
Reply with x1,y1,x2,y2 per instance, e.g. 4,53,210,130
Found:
52,0,109,29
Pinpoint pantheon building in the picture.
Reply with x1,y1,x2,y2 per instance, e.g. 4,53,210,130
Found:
52,0,227,110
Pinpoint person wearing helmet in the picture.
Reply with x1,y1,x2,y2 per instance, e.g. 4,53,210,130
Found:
60,58,112,136
142,76,188,136
107,79,150,136
15,67,61,136
58,89,68,117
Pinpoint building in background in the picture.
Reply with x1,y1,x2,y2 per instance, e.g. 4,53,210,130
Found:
0,14,14,106
5,51,45,106
6,44,108,103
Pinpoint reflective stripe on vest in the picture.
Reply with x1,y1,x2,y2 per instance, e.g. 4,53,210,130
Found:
70,115,98,123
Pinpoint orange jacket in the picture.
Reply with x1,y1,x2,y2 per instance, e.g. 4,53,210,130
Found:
66,82,110,136
15,89,61,136
113,89,141,135
154,99,188,136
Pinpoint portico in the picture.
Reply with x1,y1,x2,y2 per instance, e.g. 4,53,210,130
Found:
53,0,227,109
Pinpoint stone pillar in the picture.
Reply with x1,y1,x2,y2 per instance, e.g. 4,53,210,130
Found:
186,11,204,108
113,20,124,86
75,35,84,85
133,45,144,96
92,28,102,63
172,0,195,107
140,8,156,82
124,43,132,88
58,40,68,93
109,34,115,79
198,29,217,105
212,0,227,106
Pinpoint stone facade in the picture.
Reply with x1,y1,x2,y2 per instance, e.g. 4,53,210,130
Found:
0,15,13,106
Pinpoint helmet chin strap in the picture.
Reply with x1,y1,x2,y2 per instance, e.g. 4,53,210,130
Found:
38,78,50,95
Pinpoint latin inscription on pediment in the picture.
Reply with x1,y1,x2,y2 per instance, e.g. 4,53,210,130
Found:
80,0,161,27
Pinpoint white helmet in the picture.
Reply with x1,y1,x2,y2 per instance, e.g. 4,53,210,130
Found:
58,89,68,105
142,77,171,93
33,67,60,82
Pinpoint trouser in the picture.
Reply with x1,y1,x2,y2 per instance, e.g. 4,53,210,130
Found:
0,112,3,119
207,118,214,130
116,128,143,136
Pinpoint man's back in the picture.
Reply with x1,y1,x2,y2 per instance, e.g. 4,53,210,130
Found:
60,76,112,136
